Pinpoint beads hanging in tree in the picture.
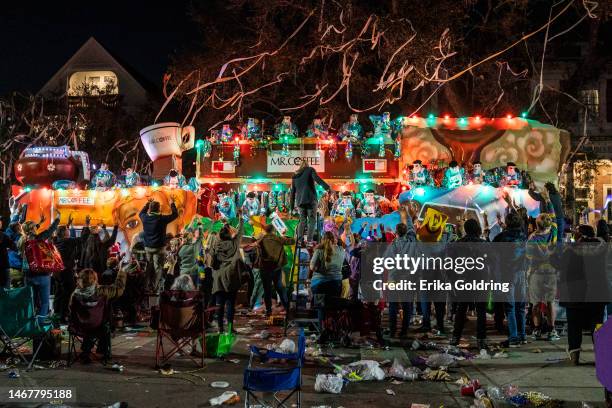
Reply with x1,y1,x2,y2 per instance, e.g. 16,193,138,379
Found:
202,139,212,158
315,138,323,157
345,140,353,160
282,136,290,156
233,139,240,165
328,141,338,162
378,137,385,158
394,138,401,160
361,141,368,157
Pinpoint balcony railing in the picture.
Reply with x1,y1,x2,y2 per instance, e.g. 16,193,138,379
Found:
67,94,123,109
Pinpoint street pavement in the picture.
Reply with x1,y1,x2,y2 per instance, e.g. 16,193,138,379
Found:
0,309,608,408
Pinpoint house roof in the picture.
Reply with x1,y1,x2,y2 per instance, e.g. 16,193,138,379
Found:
38,37,157,98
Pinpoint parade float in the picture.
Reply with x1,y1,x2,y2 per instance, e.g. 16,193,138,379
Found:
9,113,570,249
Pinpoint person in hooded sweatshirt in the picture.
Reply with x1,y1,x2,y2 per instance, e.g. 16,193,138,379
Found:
383,206,417,338
178,227,205,287
290,161,330,244
52,214,91,321
493,211,528,348
69,267,127,363
80,222,118,276
559,224,609,365
210,208,245,333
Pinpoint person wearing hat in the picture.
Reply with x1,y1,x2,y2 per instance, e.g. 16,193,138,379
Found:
163,168,187,189
408,160,432,188
214,191,237,220
441,160,466,189
123,168,141,188
500,162,522,187
241,191,261,223
469,161,486,184
90,162,116,190
17,210,61,322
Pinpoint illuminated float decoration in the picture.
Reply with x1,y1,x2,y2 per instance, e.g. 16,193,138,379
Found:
14,146,90,188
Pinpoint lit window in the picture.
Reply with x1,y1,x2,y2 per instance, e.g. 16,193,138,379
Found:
68,71,118,96
579,89,599,118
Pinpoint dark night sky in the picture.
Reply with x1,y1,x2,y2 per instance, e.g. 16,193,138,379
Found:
0,1,194,94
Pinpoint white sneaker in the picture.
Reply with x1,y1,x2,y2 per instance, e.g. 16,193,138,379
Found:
547,330,561,341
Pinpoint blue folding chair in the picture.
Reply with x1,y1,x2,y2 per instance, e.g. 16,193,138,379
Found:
0,286,53,370
243,329,305,408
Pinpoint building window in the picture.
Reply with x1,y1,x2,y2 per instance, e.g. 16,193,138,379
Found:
575,187,589,199
68,71,118,96
579,89,599,118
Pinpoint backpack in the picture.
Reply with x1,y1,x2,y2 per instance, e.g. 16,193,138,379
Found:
24,239,64,275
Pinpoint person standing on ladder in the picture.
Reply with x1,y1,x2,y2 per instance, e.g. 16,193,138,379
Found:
290,160,330,245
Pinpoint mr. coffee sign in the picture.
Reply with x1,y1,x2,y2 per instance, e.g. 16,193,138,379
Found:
58,196,95,206
267,150,324,173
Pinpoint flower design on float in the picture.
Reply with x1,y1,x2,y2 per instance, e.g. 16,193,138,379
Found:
47,163,56,172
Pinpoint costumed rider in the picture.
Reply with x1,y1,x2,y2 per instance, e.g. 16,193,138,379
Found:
408,160,433,188
274,115,299,139
164,168,187,189
216,191,236,220
442,160,466,189
241,191,261,223
123,168,140,187
357,189,381,218
91,162,116,190
468,160,486,184
332,191,356,219
339,114,364,141
369,111,393,140
500,161,522,187
241,118,262,140
306,117,330,139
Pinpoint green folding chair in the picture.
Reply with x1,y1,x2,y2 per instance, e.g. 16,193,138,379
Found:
0,286,53,370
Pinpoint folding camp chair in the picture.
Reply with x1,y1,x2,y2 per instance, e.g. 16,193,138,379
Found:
67,294,111,366
244,329,305,408
155,290,208,368
0,286,53,370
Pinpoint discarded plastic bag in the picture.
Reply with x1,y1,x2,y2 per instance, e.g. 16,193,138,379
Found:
276,339,296,354
388,358,421,381
338,360,385,381
314,373,344,394
425,353,456,368
209,391,239,406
